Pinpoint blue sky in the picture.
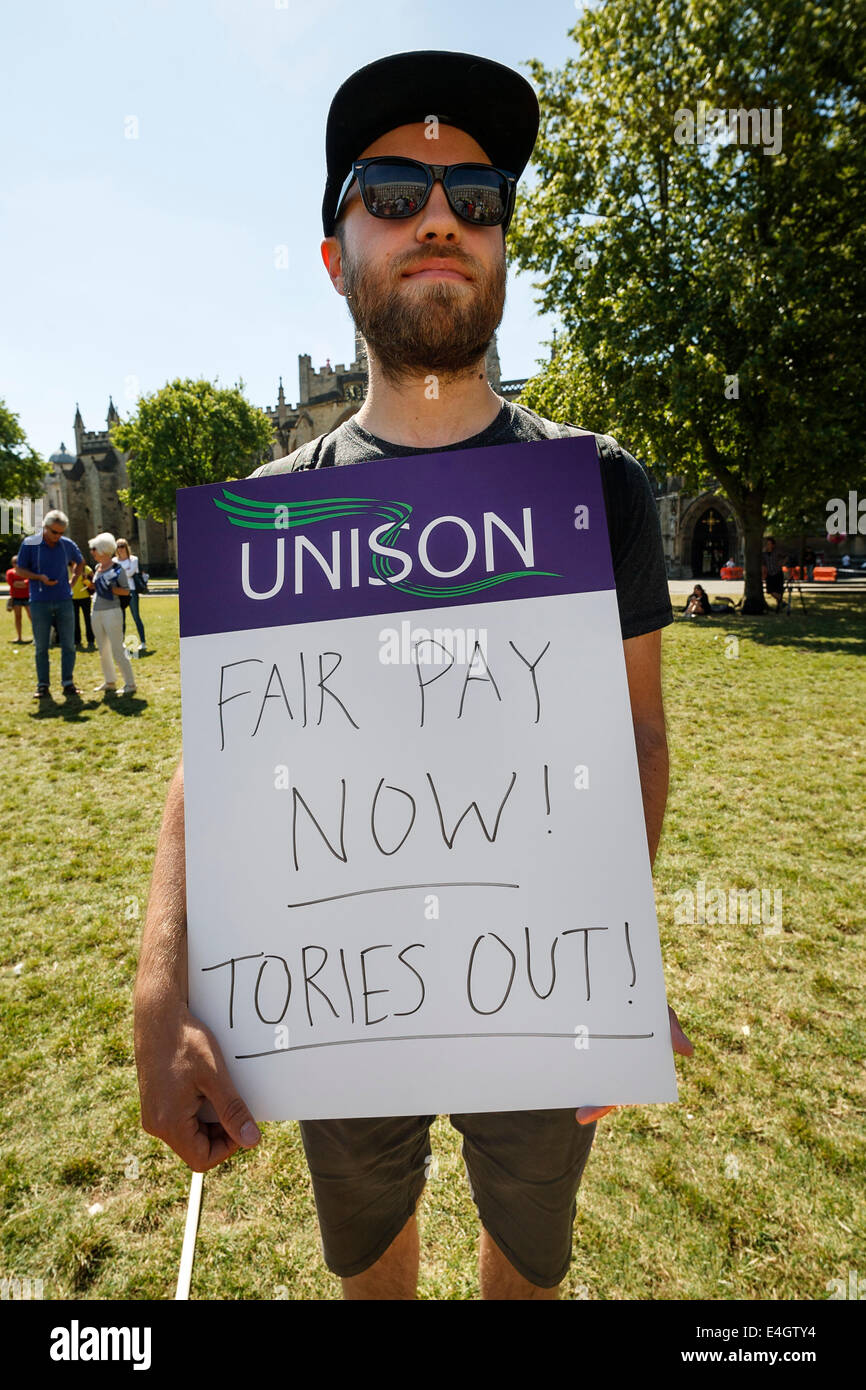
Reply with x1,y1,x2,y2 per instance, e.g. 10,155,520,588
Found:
0,0,583,461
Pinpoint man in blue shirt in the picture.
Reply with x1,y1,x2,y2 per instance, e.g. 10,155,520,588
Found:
16,509,85,698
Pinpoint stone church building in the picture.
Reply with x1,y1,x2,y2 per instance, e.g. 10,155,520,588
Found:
43,331,751,578
655,479,744,579
43,333,521,574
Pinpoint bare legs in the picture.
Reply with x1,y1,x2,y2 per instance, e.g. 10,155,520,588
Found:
341,1211,420,1300
479,1227,558,1300
339,1213,557,1300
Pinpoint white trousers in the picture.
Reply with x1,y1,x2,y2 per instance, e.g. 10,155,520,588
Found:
92,608,135,687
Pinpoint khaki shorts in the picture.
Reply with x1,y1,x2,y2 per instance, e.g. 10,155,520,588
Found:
298,1109,597,1289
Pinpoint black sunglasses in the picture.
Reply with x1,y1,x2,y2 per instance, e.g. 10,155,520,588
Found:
335,157,518,231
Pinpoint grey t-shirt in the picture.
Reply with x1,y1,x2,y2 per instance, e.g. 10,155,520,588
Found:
250,399,673,640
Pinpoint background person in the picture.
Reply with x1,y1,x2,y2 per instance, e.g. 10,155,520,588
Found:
89,533,137,696
15,509,84,699
115,538,147,650
762,536,785,611
71,560,96,649
684,583,712,616
5,556,31,642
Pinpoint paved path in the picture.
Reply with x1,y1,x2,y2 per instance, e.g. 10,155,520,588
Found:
669,577,866,597
3,578,864,599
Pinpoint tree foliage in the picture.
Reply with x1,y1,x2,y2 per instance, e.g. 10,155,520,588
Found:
511,0,866,609
111,378,275,522
0,399,46,500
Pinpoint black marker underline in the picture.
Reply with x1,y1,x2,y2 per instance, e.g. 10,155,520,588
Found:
236,1031,654,1059
287,881,519,908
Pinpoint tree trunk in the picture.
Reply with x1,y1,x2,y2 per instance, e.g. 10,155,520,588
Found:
740,490,767,614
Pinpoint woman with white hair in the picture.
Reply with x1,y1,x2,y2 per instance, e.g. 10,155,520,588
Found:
89,533,137,695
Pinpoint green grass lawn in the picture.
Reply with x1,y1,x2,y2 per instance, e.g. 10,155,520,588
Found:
1,593,863,1300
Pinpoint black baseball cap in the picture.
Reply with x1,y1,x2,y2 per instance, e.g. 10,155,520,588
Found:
322,50,539,236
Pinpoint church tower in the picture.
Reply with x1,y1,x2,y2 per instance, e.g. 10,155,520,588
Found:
485,337,502,391
352,327,367,371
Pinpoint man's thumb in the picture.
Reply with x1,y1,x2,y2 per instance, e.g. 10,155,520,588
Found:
206,1079,260,1148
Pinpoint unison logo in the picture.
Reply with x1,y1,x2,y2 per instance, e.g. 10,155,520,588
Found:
213,490,560,600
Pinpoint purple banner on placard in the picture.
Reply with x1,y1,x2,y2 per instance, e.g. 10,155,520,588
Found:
177,435,614,639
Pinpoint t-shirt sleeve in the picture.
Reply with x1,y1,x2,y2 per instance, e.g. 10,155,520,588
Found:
608,444,673,640
65,538,83,565
17,540,38,571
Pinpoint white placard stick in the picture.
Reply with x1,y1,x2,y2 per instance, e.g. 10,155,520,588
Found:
175,1170,204,1300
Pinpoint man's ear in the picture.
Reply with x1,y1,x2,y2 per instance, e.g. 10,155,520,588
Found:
321,237,346,297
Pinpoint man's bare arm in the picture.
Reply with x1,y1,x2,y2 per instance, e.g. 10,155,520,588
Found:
623,628,669,868
136,759,188,1005
576,628,692,1125
133,758,261,1170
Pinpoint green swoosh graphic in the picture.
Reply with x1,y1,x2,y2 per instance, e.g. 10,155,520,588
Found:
214,488,559,596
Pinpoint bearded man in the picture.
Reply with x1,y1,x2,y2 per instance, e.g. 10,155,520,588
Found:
134,50,691,1301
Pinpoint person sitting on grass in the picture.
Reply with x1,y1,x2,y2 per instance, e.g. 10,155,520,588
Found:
684,584,712,616
89,533,137,696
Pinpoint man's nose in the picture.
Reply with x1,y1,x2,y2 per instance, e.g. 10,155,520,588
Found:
414,179,461,242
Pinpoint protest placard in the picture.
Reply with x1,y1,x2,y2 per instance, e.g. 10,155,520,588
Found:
177,435,677,1119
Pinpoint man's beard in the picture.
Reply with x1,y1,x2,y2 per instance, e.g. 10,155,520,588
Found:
342,242,506,384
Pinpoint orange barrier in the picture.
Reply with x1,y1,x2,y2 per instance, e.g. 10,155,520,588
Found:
813,567,837,581
720,566,743,580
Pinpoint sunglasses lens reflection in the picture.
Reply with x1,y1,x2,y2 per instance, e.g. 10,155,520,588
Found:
361,161,509,226
363,162,428,218
444,167,508,225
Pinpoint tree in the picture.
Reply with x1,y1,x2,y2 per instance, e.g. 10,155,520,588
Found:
111,378,275,522
511,0,866,611
0,399,46,500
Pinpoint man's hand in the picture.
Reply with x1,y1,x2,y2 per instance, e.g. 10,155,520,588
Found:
40,574,57,586
575,1004,693,1125
135,998,261,1171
